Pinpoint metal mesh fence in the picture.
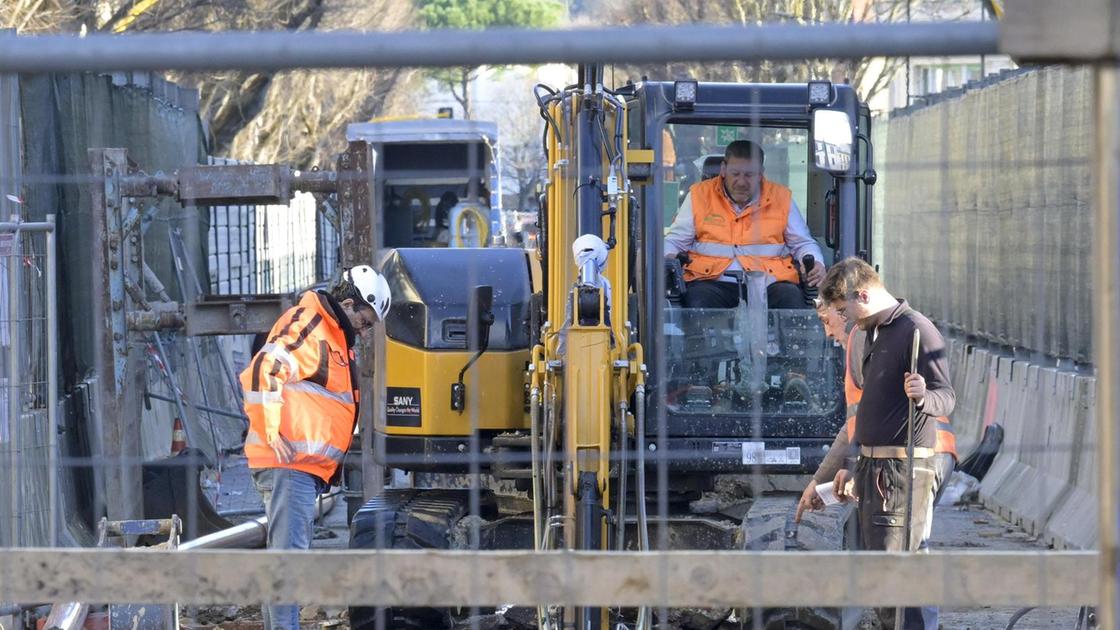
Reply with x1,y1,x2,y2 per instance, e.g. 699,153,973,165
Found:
880,65,1093,364
0,216,56,548
208,158,340,296
0,17,1113,630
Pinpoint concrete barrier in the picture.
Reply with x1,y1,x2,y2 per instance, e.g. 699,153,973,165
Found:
982,364,1079,537
936,333,1098,549
1044,373,1098,549
976,355,1017,498
980,357,1041,528
946,341,991,459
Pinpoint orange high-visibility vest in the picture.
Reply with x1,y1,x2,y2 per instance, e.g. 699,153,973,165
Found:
241,291,359,482
844,328,957,459
684,176,799,284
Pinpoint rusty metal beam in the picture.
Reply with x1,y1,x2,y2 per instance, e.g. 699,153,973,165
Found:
336,141,383,503
177,164,292,207
176,164,342,206
88,148,145,522
0,549,1097,608
184,294,293,336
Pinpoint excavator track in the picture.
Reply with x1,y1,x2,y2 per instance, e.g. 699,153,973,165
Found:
736,495,861,630
349,488,496,630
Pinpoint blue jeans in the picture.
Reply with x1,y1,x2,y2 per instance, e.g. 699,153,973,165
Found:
260,468,326,630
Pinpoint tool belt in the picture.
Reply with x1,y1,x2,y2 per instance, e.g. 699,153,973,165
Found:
859,445,935,459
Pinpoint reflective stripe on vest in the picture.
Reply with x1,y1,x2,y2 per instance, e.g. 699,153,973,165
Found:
691,241,789,258
244,431,346,463
261,342,298,374
245,390,283,405
683,177,799,284
285,380,355,405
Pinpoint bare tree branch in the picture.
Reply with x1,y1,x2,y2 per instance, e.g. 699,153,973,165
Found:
13,0,418,168
602,0,915,105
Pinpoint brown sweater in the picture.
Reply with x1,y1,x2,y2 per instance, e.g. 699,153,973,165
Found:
853,300,955,448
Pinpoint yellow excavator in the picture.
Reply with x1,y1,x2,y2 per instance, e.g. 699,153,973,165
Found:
350,64,872,630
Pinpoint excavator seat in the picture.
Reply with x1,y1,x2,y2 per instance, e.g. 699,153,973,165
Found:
701,155,722,180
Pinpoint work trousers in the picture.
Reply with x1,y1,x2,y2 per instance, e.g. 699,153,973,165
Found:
681,279,806,309
855,456,937,630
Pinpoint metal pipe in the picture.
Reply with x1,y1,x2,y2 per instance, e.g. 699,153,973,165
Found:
0,23,1000,73
179,493,335,550
46,215,58,547
529,382,551,630
0,221,53,232
614,400,628,552
7,214,20,546
150,333,194,443
290,170,339,193
216,506,266,517
120,174,177,197
43,602,87,630
178,516,267,550
897,328,921,630
142,262,171,303
144,391,248,423
530,385,543,551
1094,64,1119,630
126,309,185,331
634,385,650,630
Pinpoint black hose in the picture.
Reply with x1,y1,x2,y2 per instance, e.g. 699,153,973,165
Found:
1004,607,1035,630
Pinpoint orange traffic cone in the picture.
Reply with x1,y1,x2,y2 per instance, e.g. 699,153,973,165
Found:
171,417,187,455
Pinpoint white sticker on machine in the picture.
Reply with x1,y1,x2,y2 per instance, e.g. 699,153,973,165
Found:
739,442,801,465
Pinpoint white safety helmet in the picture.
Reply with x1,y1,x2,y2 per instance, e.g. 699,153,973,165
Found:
345,265,392,322
571,234,608,271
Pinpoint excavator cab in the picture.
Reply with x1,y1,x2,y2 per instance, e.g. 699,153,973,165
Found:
625,80,870,478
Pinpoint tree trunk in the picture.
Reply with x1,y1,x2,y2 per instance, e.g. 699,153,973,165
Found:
460,67,472,120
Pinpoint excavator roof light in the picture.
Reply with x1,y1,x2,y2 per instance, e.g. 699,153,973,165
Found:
674,80,698,110
808,80,833,105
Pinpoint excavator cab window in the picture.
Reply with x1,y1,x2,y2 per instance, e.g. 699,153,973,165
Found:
380,142,494,249
663,124,810,224
660,122,843,419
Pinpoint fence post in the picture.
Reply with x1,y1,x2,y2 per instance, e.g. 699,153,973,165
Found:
1094,63,1120,629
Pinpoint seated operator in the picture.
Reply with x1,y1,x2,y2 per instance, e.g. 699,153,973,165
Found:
664,140,825,309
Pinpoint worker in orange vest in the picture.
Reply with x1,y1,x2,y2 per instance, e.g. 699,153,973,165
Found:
797,303,957,523
664,139,825,309
241,265,391,630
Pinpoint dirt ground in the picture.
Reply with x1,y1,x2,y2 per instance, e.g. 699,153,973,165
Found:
930,502,1087,630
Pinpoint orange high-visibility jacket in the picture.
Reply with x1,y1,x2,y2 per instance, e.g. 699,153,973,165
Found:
683,176,799,284
844,328,957,459
241,291,358,482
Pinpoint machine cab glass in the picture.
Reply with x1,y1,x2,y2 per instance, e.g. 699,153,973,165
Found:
661,122,843,420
